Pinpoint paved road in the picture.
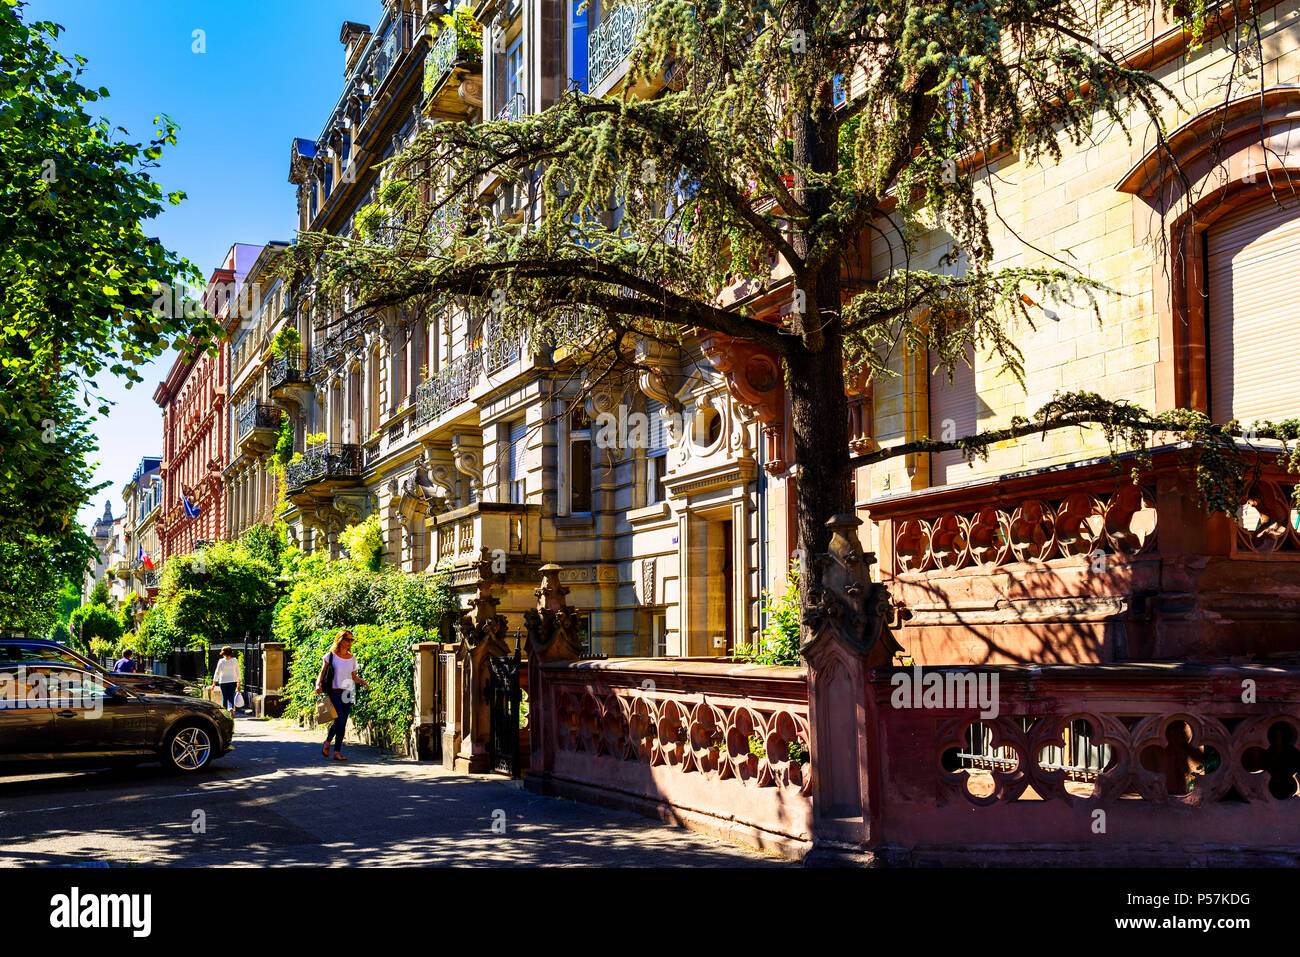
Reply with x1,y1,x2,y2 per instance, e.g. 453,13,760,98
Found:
0,716,786,867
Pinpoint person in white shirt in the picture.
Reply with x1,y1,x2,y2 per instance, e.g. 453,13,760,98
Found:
315,630,370,761
211,647,240,713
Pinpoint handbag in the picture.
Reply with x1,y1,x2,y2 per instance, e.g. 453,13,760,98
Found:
315,694,337,724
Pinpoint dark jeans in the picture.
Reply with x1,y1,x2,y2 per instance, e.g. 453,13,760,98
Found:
219,681,238,709
325,687,352,751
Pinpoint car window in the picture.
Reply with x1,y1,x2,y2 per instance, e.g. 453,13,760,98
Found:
0,667,111,711
0,645,86,668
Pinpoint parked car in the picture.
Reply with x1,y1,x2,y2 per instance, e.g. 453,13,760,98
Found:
0,638,190,696
0,663,233,773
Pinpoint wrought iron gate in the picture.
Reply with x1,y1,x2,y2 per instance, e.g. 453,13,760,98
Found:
488,643,523,777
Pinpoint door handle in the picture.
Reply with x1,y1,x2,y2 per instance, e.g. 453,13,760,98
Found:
56,710,76,717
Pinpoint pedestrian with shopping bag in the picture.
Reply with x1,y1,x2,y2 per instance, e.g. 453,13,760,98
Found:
315,629,369,761
211,646,240,713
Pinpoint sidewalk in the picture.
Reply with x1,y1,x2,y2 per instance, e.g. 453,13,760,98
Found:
0,716,790,867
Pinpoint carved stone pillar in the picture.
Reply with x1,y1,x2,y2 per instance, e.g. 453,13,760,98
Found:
453,546,510,773
800,514,901,866
522,563,584,783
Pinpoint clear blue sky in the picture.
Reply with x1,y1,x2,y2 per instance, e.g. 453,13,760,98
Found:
24,0,377,530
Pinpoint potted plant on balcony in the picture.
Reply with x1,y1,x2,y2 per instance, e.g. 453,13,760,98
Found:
271,326,301,358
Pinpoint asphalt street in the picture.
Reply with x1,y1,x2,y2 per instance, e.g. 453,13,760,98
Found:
0,715,787,867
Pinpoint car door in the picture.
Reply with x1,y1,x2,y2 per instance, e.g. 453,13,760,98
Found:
0,665,54,761
46,669,152,758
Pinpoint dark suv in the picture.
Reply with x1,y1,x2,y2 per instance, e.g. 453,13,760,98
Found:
0,663,232,772
0,639,190,696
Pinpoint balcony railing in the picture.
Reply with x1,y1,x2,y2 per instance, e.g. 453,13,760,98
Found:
237,404,282,440
588,2,648,89
499,92,527,122
284,443,362,490
414,347,481,427
485,334,520,373
373,13,418,90
432,501,537,568
268,353,307,393
424,16,479,98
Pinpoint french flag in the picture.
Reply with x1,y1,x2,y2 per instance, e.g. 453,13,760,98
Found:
137,544,154,571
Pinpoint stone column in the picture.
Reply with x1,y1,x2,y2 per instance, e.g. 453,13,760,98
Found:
259,641,286,718
523,563,584,786
800,514,901,866
453,547,509,773
411,640,441,760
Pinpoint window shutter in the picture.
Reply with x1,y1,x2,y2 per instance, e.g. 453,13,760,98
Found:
646,399,667,452
928,346,977,486
509,419,527,482
1207,198,1300,424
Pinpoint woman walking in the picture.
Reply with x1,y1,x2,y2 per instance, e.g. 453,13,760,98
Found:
315,630,369,761
211,647,240,713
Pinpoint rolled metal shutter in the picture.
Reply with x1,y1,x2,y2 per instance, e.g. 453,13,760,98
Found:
1207,198,1300,424
928,346,977,486
646,398,668,452
509,419,527,483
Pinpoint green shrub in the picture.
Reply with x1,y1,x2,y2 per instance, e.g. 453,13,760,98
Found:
736,564,802,667
67,602,120,653
339,514,385,572
283,623,422,750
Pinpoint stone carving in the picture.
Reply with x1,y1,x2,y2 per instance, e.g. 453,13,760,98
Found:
640,557,656,605
801,513,901,665
523,563,584,663
450,431,483,495
457,546,509,653
894,485,1159,574
699,332,786,474
555,690,811,793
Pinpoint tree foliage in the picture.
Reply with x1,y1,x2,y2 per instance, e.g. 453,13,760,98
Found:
290,0,1254,583
0,0,219,620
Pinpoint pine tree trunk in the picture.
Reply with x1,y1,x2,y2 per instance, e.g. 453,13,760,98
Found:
785,327,853,597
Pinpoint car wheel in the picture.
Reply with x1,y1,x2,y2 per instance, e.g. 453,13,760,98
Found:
162,722,215,773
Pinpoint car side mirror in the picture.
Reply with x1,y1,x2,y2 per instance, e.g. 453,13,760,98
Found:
105,684,130,702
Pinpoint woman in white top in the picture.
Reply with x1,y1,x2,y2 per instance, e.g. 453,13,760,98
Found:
315,630,370,761
211,647,240,712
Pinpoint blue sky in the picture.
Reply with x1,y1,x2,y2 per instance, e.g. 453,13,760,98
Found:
24,0,376,530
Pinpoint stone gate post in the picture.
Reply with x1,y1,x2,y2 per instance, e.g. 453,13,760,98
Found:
522,563,584,786
800,514,901,866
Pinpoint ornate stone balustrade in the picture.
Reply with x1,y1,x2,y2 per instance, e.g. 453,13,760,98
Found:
867,662,1300,865
866,445,1300,663
530,657,813,857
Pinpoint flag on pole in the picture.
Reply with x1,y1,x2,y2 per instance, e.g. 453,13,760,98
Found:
182,488,201,519
138,545,155,571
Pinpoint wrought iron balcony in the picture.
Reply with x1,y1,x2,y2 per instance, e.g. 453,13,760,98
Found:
414,347,482,428
588,2,648,90
237,404,282,441
373,13,417,90
284,443,363,490
268,353,306,394
499,92,527,122
486,334,520,373
424,16,480,97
